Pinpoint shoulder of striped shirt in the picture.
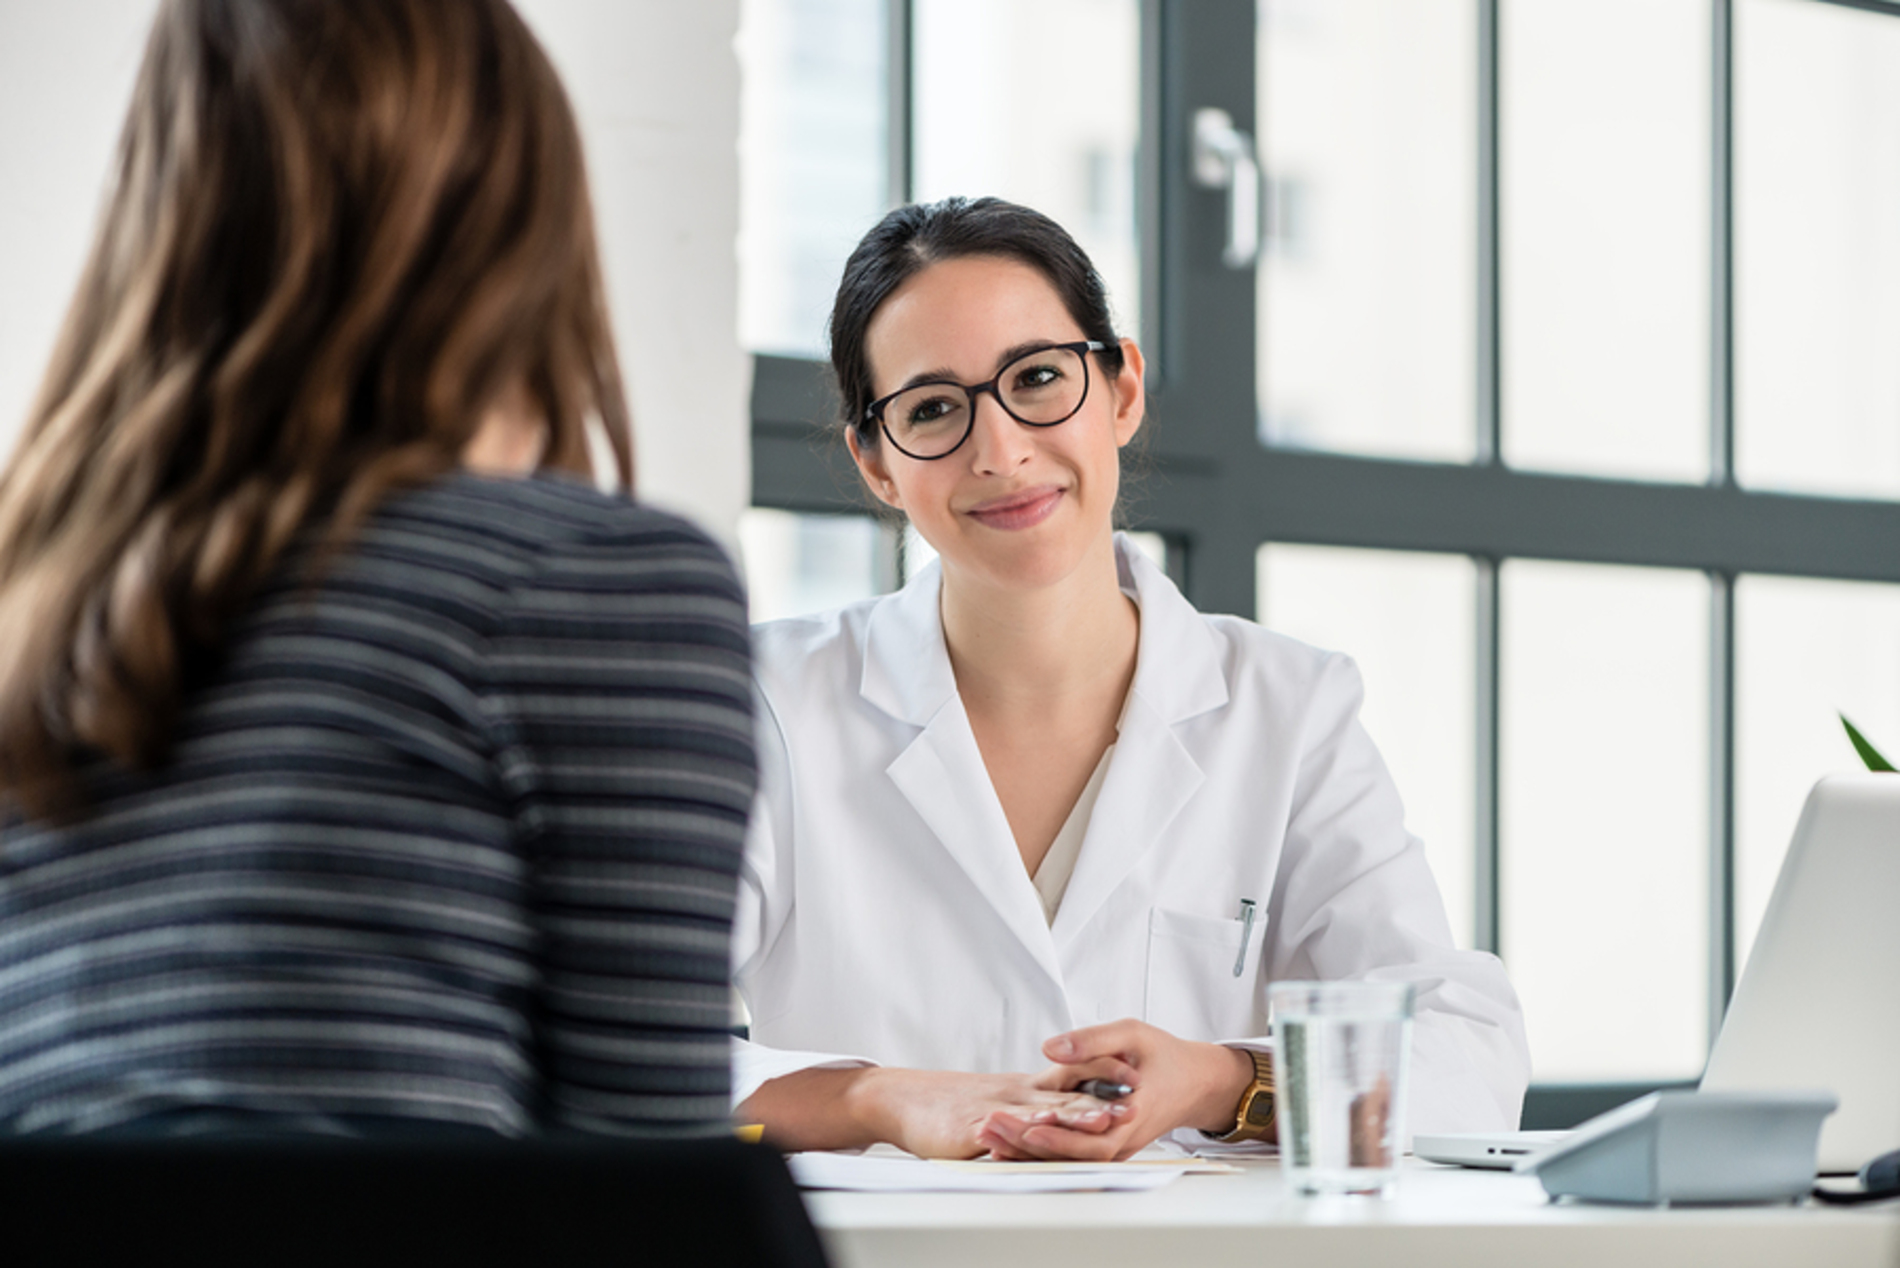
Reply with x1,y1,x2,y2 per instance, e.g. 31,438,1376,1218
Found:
403,474,732,557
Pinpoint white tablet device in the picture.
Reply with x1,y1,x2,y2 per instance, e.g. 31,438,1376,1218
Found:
1413,1130,1569,1170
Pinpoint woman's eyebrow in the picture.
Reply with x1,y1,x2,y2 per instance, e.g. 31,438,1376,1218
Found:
892,340,1072,393
990,339,1066,371
895,366,964,393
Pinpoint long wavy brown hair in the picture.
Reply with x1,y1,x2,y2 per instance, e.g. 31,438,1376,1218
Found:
0,0,632,818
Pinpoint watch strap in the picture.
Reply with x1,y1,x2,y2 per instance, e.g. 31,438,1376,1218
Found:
1204,1047,1275,1144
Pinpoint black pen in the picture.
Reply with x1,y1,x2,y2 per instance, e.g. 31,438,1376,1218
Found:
1076,1079,1133,1101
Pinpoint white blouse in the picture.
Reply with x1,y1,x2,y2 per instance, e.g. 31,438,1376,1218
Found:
1033,745,1117,925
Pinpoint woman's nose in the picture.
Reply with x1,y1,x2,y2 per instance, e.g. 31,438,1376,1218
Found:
967,391,1032,475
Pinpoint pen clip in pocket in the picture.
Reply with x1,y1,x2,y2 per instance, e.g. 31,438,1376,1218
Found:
1233,899,1258,977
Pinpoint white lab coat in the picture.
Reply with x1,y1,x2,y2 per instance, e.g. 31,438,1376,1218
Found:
733,536,1530,1138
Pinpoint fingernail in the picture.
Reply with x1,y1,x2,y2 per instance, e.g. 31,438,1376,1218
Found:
1048,1037,1075,1059
1031,1110,1055,1124
1108,1103,1130,1116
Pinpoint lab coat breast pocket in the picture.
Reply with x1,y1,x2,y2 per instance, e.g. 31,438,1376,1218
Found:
1143,905,1264,1040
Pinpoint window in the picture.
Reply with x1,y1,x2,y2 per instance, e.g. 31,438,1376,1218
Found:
738,509,895,622
1257,0,1477,462
1499,0,1710,482
1257,545,1478,947
1499,562,1710,1082
741,0,1900,1122
1734,0,1900,498
736,0,893,359
911,0,1143,340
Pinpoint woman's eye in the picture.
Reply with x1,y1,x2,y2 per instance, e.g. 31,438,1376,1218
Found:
1013,363,1063,391
905,395,962,427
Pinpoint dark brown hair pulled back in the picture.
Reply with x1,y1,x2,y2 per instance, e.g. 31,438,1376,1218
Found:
828,196,1127,445
0,0,630,816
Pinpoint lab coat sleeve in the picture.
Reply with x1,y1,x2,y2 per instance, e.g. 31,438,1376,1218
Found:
730,683,878,1108
1267,653,1531,1137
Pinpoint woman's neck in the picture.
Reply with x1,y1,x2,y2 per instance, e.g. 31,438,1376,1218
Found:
462,380,548,475
938,531,1140,724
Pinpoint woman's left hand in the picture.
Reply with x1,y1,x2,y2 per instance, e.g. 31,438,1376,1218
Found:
976,1019,1256,1161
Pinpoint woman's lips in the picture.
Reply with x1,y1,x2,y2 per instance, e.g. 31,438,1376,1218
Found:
965,486,1064,531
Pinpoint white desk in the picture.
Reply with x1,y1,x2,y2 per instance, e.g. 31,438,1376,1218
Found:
804,1157,1900,1268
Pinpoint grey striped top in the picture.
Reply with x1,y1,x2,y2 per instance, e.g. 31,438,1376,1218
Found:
0,474,755,1138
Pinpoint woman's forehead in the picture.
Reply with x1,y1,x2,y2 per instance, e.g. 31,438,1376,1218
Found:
866,256,1079,383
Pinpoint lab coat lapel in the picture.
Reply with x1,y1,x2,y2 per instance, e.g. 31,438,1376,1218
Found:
1051,538,1230,948
885,701,1066,986
862,563,1067,989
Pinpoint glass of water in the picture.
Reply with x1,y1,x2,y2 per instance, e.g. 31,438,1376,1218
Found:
1268,980,1415,1196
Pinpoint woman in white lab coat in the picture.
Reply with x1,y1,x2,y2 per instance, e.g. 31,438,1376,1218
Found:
735,197,1529,1159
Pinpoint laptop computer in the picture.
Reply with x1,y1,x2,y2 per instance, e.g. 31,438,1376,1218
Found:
1419,774,1900,1175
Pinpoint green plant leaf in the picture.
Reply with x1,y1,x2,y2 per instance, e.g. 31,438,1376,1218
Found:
1840,714,1896,772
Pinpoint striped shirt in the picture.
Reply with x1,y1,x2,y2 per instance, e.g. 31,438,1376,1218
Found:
0,474,756,1138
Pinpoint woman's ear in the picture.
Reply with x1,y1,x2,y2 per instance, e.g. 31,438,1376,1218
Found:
846,427,904,510
1109,338,1147,448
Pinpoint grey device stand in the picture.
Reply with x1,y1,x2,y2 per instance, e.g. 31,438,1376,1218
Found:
1515,1089,1838,1206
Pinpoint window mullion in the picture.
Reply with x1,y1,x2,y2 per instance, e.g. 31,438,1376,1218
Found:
1709,571,1738,1052
1707,0,1738,1064
1477,0,1503,467
1476,1,1503,962
1475,555,1503,956
1710,0,1735,487
1142,0,1259,617
886,0,912,206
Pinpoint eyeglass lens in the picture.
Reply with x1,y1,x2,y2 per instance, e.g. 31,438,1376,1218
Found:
882,345,1091,458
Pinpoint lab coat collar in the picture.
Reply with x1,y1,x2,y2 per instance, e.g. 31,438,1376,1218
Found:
858,535,1229,727
1113,535,1229,725
1051,537,1226,945
884,695,1071,992
863,558,1067,988
859,558,955,727
862,536,1232,981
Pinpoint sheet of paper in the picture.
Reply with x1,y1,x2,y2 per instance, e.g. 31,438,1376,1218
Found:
787,1144,1238,1193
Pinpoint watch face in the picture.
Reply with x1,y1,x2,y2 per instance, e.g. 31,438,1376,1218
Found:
1245,1096,1275,1127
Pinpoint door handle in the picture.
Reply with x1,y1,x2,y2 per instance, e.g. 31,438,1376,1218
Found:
1191,107,1261,269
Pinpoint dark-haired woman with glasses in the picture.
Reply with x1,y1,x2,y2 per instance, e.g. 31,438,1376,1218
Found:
733,197,1529,1160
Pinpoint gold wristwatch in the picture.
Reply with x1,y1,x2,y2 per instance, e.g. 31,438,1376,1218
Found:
1204,1047,1276,1143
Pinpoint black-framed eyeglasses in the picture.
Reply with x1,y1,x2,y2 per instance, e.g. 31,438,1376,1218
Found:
863,340,1109,461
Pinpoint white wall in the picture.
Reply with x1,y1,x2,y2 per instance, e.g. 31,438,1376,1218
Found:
0,0,157,460
517,0,748,545
0,0,749,548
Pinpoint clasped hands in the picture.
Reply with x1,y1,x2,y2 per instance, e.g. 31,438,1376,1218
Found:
746,1018,1256,1159
967,1019,1256,1161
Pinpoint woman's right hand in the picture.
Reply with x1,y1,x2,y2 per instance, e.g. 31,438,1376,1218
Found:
860,1067,1134,1158
741,1065,1128,1158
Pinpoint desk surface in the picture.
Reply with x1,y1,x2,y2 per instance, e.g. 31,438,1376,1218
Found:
804,1157,1900,1268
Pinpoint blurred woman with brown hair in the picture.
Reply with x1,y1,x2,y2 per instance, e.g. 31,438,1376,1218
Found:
0,0,754,1137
